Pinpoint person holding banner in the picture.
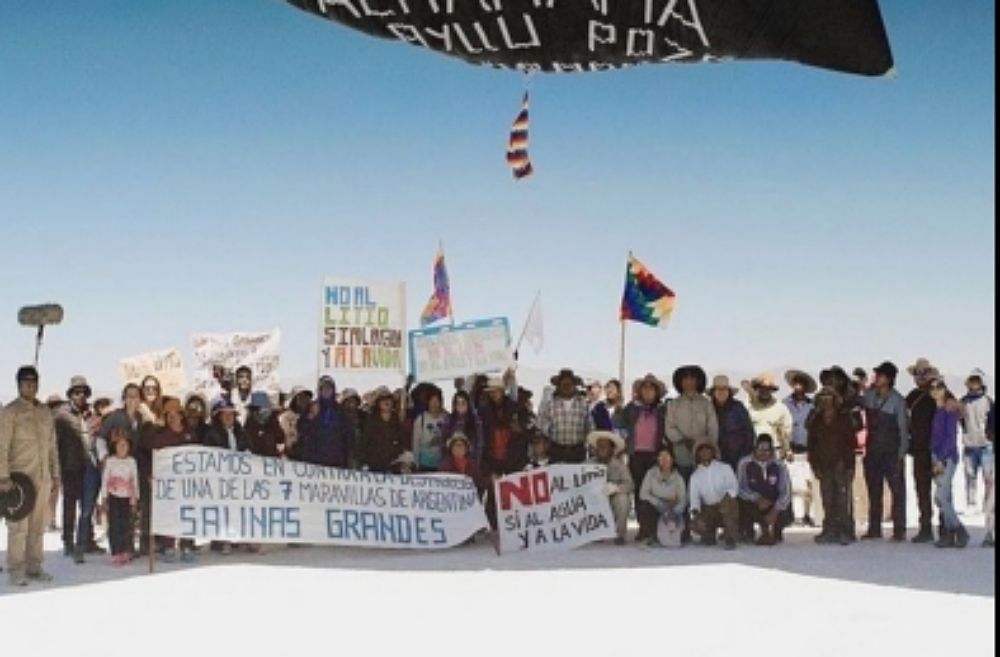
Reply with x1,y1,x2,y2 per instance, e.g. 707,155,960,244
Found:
281,386,313,460
619,374,668,520
412,385,448,472
538,369,592,464
479,376,529,530
588,430,634,545
299,377,352,468
183,392,212,445
689,443,740,550
149,399,199,562
361,387,409,473
439,433,480,484
445,391,482,465
245,392,285,458
637,446,687,547
205,400,249,453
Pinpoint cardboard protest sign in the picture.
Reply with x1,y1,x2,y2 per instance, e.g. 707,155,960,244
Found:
320,279,407,375
191,330,281,399
152,446,486,548
408,317,512,382
119,348,188,397
495,464,616,554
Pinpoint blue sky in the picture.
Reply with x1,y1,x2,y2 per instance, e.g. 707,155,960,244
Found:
0,1,994,399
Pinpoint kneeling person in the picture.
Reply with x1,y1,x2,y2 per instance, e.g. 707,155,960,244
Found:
689,442,739,550
588,430,634,545
637,446,687,546
737,435,792,546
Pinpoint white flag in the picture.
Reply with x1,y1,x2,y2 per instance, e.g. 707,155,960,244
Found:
523,294,544,355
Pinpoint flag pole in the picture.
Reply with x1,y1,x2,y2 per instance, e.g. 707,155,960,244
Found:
618,319,626,388
514,290,541,354
619,250,632,386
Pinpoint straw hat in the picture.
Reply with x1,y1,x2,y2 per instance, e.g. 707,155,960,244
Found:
906,358,939,377
784,369,818,394
708,375,738,396
66,375,92,398
586,430,626,455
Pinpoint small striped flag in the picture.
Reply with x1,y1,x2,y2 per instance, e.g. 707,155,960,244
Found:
419,247,452,327
506,92,533,180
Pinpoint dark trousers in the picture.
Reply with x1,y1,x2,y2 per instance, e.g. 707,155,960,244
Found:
692,495,739,543
549,443,586,464
912,450,934,532
107,497,134,556
138,477,152,551
738,499,790,538
637,501,662,540
864,451,906,536
629,451,658,528
817,466,854,537
76,463,100,549
61,470,84,548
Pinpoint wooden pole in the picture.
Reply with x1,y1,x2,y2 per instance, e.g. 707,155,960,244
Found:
148,476,155,574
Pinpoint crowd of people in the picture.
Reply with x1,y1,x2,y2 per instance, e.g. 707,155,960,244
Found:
0,357,994,586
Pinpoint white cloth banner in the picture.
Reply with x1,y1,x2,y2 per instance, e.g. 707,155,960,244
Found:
320,279,407,375
119,348,188,397
495,464,616,554
191,330,281,399
408,317,512,382
152,446,486,548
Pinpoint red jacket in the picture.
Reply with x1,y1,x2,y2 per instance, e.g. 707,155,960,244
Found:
439,455,481,488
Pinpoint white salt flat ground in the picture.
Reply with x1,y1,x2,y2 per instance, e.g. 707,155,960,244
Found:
1,466,994,657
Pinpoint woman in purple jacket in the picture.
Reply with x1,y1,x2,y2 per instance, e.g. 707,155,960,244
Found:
930,378,969,548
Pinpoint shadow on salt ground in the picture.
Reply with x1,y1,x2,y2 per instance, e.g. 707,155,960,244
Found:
1,521,994,599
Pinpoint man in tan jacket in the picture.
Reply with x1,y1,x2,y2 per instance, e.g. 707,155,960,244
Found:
0,366,60,586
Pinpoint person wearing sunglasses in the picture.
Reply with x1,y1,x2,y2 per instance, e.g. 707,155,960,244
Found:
905,358,941,544
928,378,969,548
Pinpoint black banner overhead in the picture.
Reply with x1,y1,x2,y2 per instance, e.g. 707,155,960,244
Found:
285,0,893,76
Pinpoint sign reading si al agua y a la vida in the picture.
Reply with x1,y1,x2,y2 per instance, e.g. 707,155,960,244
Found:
320,279,406,374
495,464,616,554
152,446,486,548
408,317,513,382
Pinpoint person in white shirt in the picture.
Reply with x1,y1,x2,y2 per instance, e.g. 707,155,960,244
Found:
99,428,139,565
689,442,739,550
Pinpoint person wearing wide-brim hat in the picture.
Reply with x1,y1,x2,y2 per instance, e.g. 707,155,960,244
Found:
673,366,707,396
901,361,942,543
204,399,249,453
58,374,106,562
390,451,417,475
280,386,313,459
360,387,407,473
619,373,668,518
859,361,910,541
809,388,860,546
439,432,480,482
782,370,819,527
743,373,794,462
708,375,756,473
587,431,635,545
667,366,718,480
538,368,592,464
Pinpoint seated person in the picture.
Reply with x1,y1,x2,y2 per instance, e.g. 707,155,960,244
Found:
637,446,687,546
689,442,739,550
737,434,792,546
587,430,635,546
